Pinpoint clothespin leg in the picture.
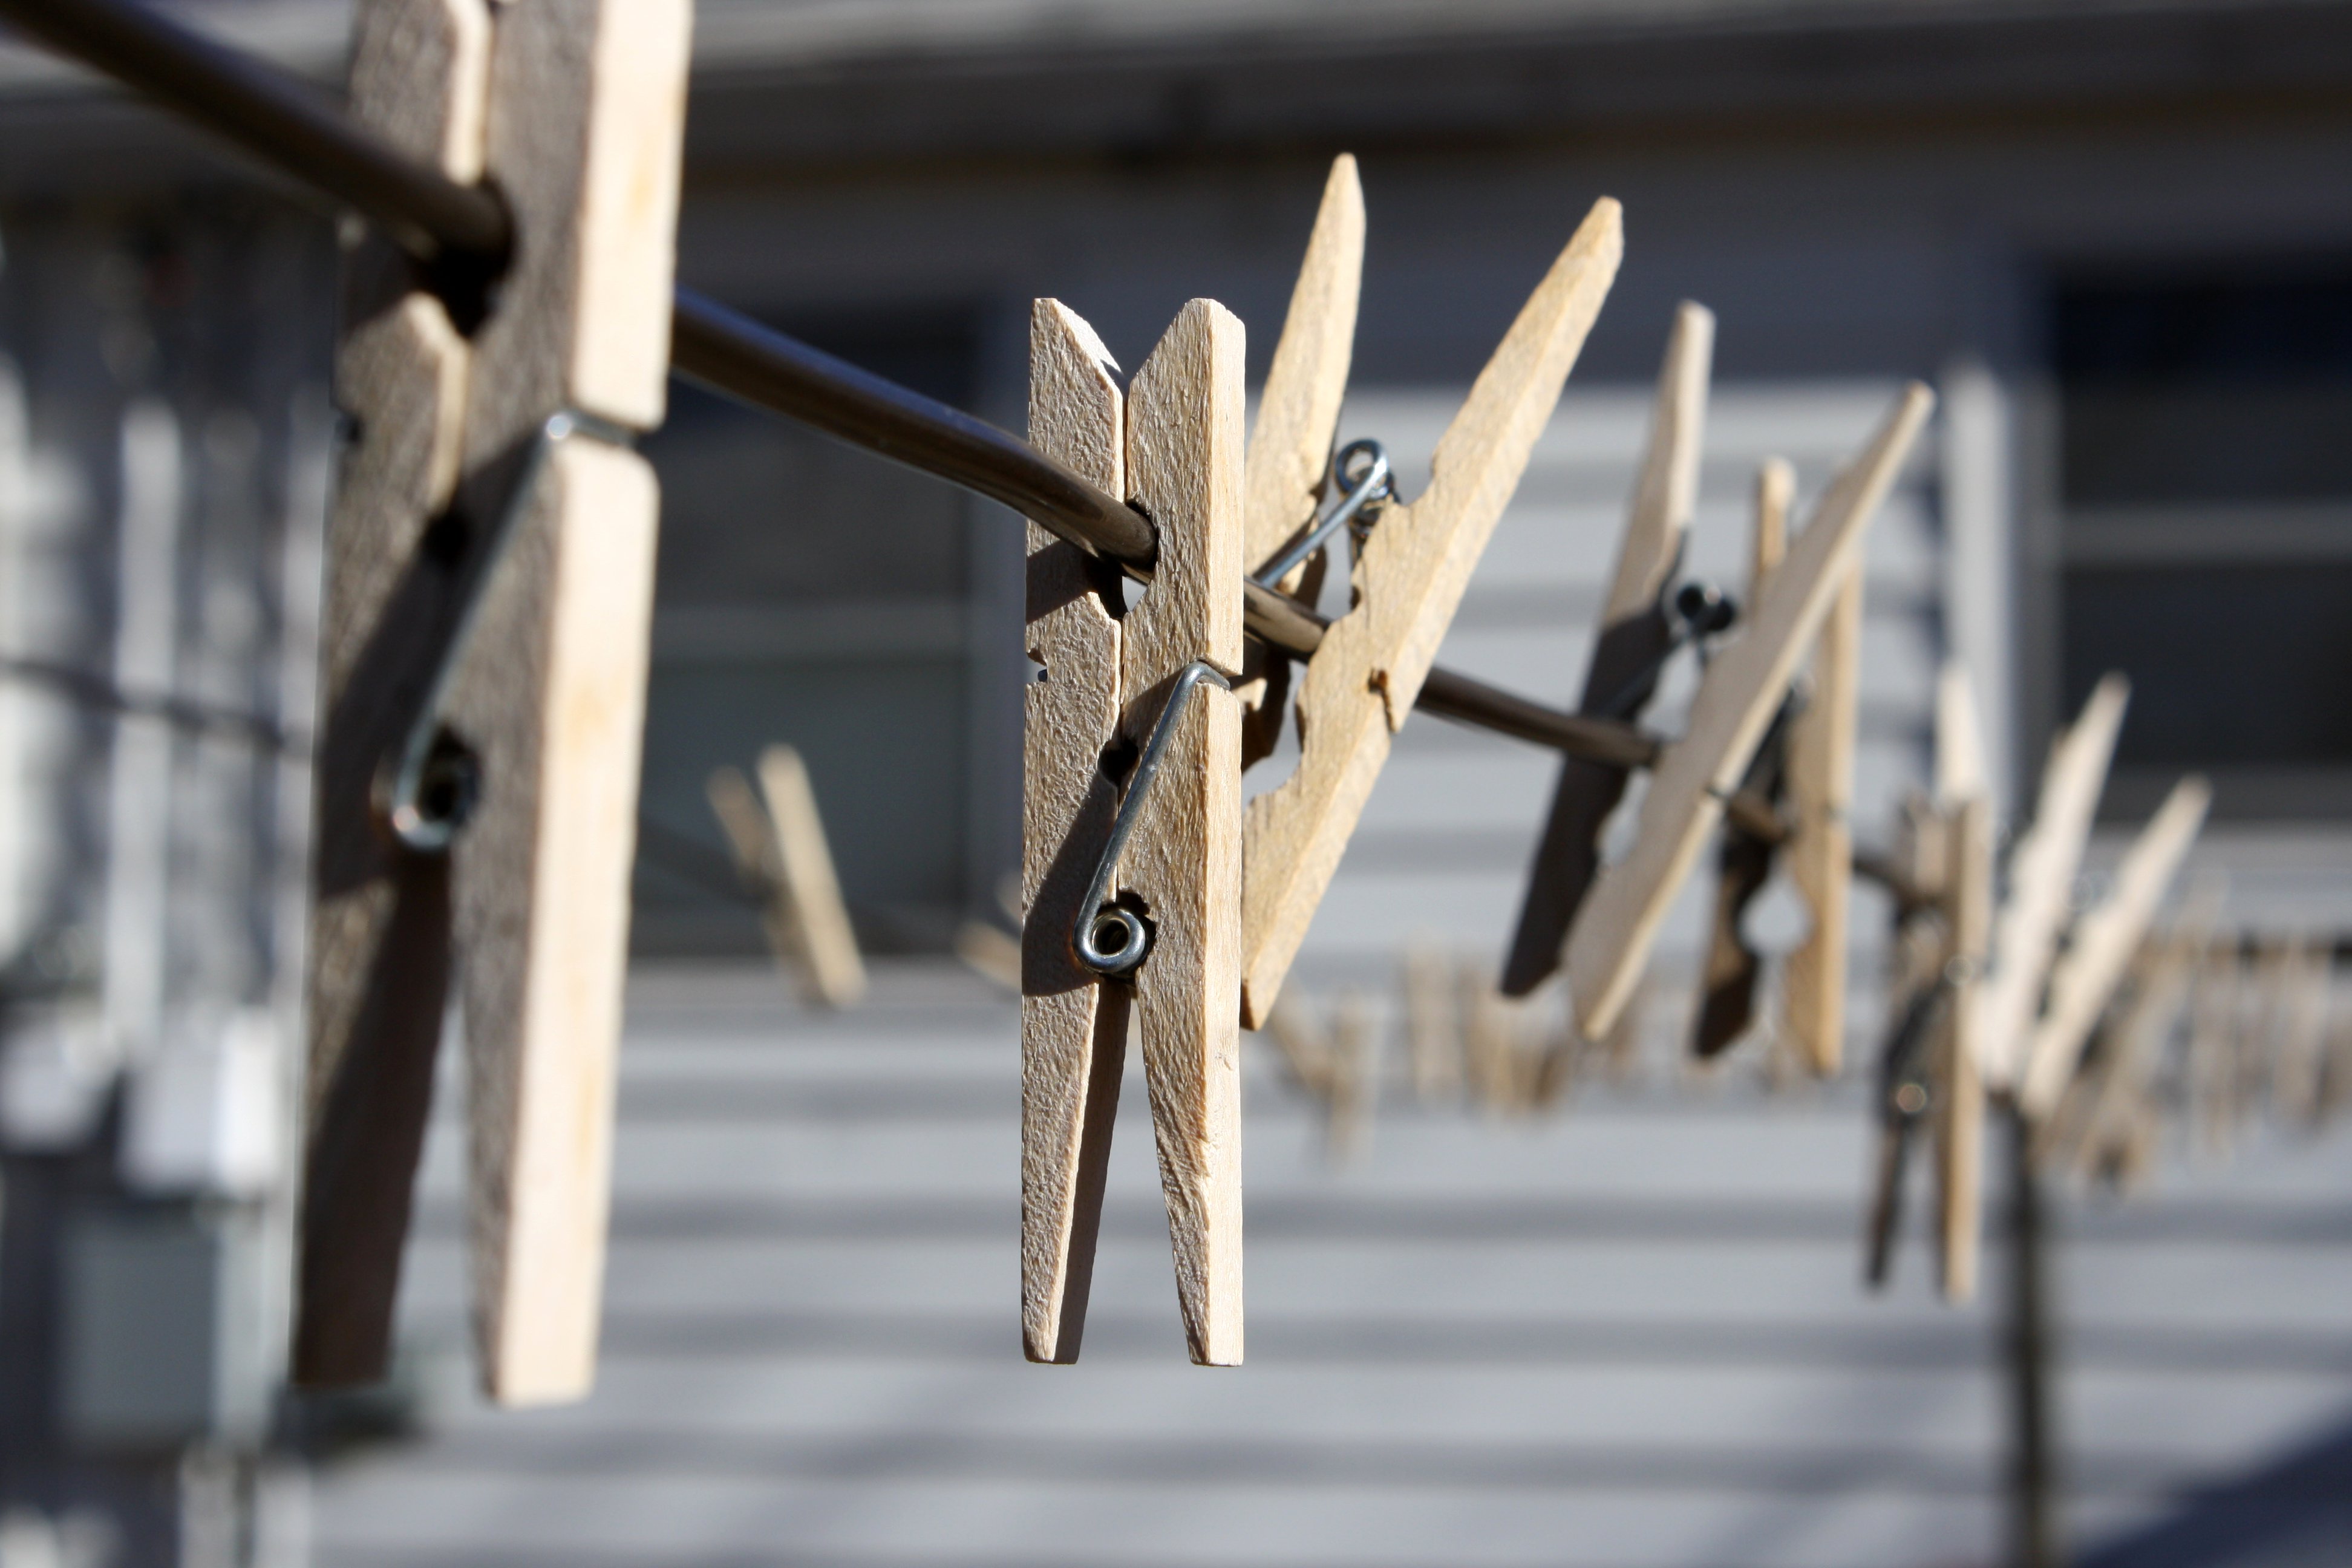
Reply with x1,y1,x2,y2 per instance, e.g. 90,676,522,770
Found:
1122,301,1247,1367
1238,156,1363,766
1783,479,1865,1075
295,0,488,1390
443,0,689,1406
1020,301,1129,1364
1691,456,1792,1058
1503,301,1713,998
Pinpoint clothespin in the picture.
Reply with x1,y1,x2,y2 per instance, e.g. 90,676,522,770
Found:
1976,676,2130,1099
1238,190,1624,1027
299,0,690,1403
1779,472,1866,1076
2015,774,2210,1131
1930,665,1993,1302
1863,662,1990,1297
1021,298,1245,1367
1688,444,1871,1065
1501,302,1714,998
708,745,867,1009
1564,385,1935,1046
1690,460,1794,1057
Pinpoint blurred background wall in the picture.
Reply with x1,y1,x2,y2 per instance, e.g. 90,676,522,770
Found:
0,2,2346,1566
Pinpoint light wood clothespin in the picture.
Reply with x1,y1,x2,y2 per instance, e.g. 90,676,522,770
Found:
1864,662,1990,1298
1021,298,1245,1367
1501,302,1713,998
1690,459,1794,1057
1566,384,1934,1045
708,745,867,1009
1238,195,1624,1027
1932,664,1993,1302
1780,478,1866,1076
1976,676,2130,1096
2015,774,2210,1128
299,0,690,1403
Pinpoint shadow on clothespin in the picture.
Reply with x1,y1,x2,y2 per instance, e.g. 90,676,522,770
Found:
707,745,867,1010
298,0,690,1405
1021,296,1246,1367
1503,301,1715,1002
1235,158,1624,1030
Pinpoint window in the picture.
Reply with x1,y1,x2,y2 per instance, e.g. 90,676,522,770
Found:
2054,263,2352,818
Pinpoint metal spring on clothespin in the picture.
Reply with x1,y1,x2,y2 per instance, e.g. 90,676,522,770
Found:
1251,439,1394,590
1071,659,1233,976
377,408,631,853
1587,577,1739,720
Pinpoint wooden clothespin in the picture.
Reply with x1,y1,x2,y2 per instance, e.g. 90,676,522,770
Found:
1780,473,1866,1076
1021,298,1245,1367
1238,192,1624,1027
1502,302,1714,998
1930,664,1993,1302
1690,459,1794,1057
1977,676,2131,1097
2015,774,2210,1129
708,745,867,1008
1863,662,1991,1298
299,0,690,1403
1689,445,1871,1067
1565,384,1934,1046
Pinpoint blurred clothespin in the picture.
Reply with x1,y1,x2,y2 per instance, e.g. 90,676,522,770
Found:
708,745,867,1009
1564,384,1935,1048
1866,664,1992,1298
298,0,690,1403
1976,676,2131,1100
1238,163,1624,1027
1503,302,1715,1001
1690,459,1795,1059
2016,775,2210,1133
1021,297,1246,1366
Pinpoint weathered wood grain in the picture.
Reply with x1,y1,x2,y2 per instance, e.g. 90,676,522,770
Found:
1019,299,1128,1365
442,0,691,1406
1121,299,1247,1367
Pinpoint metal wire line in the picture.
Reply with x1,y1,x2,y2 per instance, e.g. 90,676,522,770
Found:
0,0,1779,806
